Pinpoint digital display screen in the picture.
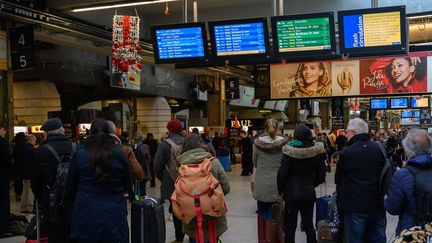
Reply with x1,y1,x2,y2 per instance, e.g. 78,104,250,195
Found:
390,98,409,109
410,97,429,108
370,98,388,109
342,11,401,48
401,111,413,118
401,118,419,125
414,110,420,117
155,27,205,59
212,22,266,56
414,117,420,123
275,17,332,52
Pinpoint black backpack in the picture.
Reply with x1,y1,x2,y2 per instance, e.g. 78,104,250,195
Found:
133,144,146,166
375,141,395,197
407,166,432,226
44,143,76,224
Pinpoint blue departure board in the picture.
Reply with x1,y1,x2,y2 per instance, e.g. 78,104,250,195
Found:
212,22,266,56
370,98,388,109
390,98,408,109
155,27,205,60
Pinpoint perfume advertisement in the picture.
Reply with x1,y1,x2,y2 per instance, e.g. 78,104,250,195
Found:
269,52,430,99
360,54,427,95
331,61,360,96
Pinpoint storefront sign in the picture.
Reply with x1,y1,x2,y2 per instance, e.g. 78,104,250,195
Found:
226,118,266,129
30,125,42,133
0,31,6,70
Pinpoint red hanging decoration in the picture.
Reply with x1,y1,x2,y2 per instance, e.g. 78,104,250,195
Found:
112,14,143,79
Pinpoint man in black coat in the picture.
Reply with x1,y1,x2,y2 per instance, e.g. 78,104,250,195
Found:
335,118,387,243
20,134,37,213
239,130,253,176
0,123,12,236
31,118,75,243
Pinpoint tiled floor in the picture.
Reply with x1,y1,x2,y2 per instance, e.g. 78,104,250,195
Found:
2,163,399,243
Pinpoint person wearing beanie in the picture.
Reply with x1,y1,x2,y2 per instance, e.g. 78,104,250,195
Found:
154,119,186,243
277,124,326,243
31,118,77,243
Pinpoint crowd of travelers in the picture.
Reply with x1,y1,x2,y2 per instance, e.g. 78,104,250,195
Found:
0,116,432,243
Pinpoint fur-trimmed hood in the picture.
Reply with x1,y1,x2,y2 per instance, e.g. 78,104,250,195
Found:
282,142,324,159
254,135,288,153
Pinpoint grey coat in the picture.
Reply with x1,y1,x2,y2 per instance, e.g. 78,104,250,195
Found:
153,133,184,201
253,135,288,203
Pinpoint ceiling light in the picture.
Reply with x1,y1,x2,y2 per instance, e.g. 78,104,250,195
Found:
71,0,180,13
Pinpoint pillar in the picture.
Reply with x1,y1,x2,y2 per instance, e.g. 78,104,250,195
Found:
136,97,172,141
13,81,61,126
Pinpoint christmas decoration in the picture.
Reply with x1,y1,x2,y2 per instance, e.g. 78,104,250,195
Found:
112,14,143,80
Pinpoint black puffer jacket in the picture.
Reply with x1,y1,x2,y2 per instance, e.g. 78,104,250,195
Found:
335,133,386,214
277,142,326,203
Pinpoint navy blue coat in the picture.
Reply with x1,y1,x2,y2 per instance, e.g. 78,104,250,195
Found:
385,153,432,235
66,146,132,241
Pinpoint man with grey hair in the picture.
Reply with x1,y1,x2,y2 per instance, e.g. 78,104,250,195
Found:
31,118,75,243
335,118,387,243
385,128,432,235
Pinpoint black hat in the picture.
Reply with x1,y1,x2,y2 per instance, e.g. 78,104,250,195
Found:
41,118,63,131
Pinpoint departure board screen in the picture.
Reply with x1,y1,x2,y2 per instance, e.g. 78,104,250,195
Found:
275,17,332,52
342,11,402,48
390,98,409,109
155,27,205,60
370,98,388,109
211,22,267,56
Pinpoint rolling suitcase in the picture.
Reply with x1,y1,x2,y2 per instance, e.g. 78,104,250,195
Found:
316,183,331,228
131,196,166,243
317,220,338,243
25,200,48,243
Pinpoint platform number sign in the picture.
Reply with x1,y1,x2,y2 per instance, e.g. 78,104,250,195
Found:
225,77,239,100
9,26,35,71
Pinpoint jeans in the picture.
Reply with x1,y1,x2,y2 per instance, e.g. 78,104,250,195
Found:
20,180,34,212
285,201,316,243
344,211,386,243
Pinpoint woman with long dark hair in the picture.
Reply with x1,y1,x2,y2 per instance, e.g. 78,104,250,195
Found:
277,125,326,243
66,118,132,243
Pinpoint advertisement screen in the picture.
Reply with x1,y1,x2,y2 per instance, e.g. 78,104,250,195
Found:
390,97,409,109
370,98,388,109
155,27,205,60
212,22,266,56
275,17,332,52
342,11,401,48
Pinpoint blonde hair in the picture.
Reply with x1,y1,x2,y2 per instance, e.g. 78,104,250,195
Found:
296,62,330,87
265,119,279,139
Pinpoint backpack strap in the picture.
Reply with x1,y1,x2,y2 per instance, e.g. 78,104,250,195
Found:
44,144,62,163
164,138,177,147
194,194,205,243
208,219,217,243
374,141,388,159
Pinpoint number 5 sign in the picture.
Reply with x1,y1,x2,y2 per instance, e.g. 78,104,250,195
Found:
9,26,35,71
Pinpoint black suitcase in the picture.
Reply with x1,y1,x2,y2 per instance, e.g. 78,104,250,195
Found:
131,196,166,243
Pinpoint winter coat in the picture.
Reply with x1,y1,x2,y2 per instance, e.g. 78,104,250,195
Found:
277,142,326,203
111,134,145,181
66,146,132,241
176,148,230,240
154,133,185,201
31,134,76,217
0,136,12,234
335,133,386,214
253,135,288,203
239,136,253,162
21,143,36,180
385,153,432,235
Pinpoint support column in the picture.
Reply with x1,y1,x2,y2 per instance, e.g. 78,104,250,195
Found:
13,81,61,126
136,97,172,140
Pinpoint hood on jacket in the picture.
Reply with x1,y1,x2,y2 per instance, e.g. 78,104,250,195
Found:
407,153,432,169
177,148,212,165
254,135,288,153
282,142,324,159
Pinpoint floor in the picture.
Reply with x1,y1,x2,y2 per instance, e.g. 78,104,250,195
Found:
2,163,399,243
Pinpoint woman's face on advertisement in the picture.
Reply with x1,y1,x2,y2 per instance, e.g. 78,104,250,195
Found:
302,63,323,85
391,58,414,84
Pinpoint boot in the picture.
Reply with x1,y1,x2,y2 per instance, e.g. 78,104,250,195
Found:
265,221,278,243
